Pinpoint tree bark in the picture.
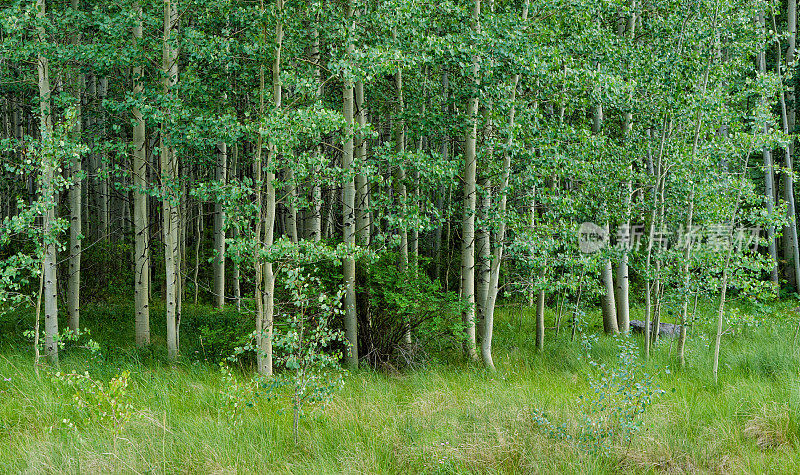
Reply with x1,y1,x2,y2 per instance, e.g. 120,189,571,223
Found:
593,100,618,334
758,12,779,287
780,2,800,292
162,0,180,360
231,142,241,311
37,0,58,365
214,136,227,308
355,81,370,246
615,4,636,332
309,22,323,242
461,0,481,361
97,76,110,240
133,0,150,346
68,0,83,334
342,0,359,368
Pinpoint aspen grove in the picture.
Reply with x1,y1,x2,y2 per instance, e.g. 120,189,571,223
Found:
2,0,800,472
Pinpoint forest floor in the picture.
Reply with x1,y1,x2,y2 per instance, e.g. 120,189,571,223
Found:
1,299,800,473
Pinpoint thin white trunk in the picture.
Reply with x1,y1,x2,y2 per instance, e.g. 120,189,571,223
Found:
214,137,227,308
309,22,323,242
68,0,83,333
98,76,109,240
231,142,241,311
38,0,58,365
133,1,150,346
284,166,298,243
615,5,636,331
778,5,800,291
758,12,779,287
342,0,359,367
256,0,281,376
476,178,491,348
355,81,370,246
461,0,481,361
593,98,618,334
162,0,180,360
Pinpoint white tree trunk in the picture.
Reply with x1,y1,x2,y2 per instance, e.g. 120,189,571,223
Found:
214,138,227,308
133,0,150,346
758,12,779,286
355,80,370,246
98,76,110,240
342,0,359,367
68,0,83,334
38,0,58,365
162,0,180,360
461,0,481,361
231,142,241,311
781,1,800,292
309,23,323,242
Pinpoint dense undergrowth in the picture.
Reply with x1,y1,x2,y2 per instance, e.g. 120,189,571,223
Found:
1,299,800,473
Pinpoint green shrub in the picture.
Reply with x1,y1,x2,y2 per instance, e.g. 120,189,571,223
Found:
356,253,464,368
532,337,664,454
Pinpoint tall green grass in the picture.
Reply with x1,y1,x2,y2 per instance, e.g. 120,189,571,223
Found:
1,299,799,473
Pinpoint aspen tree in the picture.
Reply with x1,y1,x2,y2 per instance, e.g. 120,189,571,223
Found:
214,132,227,308
67,0,83,333
37,0,58,365
461,0,481,361
342,0,359,368
133,0,150,345
162,0,180,360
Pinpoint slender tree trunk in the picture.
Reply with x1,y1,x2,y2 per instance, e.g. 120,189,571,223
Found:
435,71,450,280
309,23,323,242
68,0,83,333
393,37,409,273
677,188,694,367
231,142,241,311
334,1,360,366
193,201,202,304
616,4,637,332
254,0,282,376
678,66,712,365
37,0,58,365
341,0,359,368
461,0,481,361
778,5,800,292
87,75,98,239
476,177,491,348
759,11,780,287
355,81,370,246
133,1,150,346
97,77,110,240
713,157,751,383
162,0,180,360
535,270,545,352
284,170,299,243
644,125,668,358
214,136,227,308
593,99,618,334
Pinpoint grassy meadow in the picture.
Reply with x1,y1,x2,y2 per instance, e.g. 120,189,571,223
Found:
1,299,800,473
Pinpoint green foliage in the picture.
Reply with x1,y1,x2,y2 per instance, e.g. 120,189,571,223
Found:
52,370,133,434
357,253,464,367
532,337,664,455
260,265,346,444
182,306,253,364
216,364,259,426
23,327,100,357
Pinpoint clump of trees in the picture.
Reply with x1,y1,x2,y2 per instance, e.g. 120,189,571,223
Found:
1,0,798,381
